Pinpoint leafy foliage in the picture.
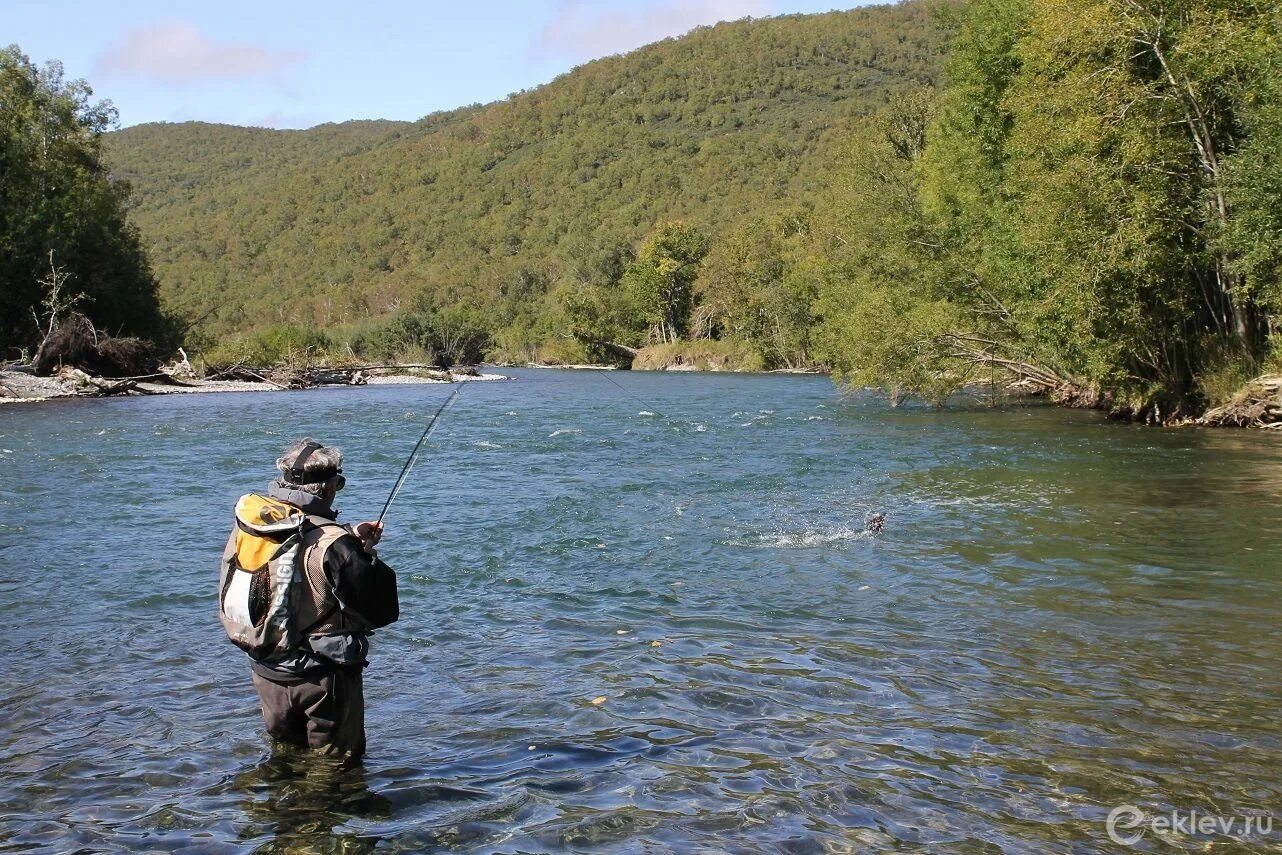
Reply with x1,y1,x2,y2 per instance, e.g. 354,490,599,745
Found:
348,304,491,367
697,215,819,368
0,46,170,356
623,221,710,343
203,325,335,369
816,0,1282,418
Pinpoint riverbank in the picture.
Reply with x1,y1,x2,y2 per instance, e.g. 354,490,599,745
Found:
521,360,1282,429
632,340,766,373
0,365,507,404
1197,375,1282,429
9,358,1277,430
520,360,827,375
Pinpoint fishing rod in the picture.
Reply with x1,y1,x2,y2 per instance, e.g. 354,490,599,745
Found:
377,381,464,525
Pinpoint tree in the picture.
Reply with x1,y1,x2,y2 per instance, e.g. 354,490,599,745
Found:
346,301,490,366
817,88,981,401
1219,7,1282,349
427,304,491,366
696,217,818,368
623,221,710,343
818,0,1281,419
0,46,168,355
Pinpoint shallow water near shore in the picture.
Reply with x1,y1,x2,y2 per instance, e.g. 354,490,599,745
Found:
1,368,1281,852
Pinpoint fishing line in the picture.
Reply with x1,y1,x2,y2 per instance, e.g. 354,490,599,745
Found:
378,381,464,525
591,366,636,398
584,365,671,424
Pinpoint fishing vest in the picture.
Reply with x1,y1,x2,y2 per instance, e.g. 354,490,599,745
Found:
218,494,351,662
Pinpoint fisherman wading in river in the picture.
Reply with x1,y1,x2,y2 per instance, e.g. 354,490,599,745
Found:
218,439,399,759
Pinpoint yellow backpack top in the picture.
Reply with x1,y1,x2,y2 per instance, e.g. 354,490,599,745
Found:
232,493,304,570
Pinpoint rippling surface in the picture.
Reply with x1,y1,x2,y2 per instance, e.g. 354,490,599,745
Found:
2,369,1281,853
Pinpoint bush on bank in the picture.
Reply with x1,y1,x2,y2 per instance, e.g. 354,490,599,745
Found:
633,340,766,372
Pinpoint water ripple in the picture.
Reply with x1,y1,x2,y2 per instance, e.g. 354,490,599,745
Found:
1,371,1281,852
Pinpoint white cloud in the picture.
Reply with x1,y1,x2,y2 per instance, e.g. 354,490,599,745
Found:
251,111,321,130
538,0,771,63
95,22,303,86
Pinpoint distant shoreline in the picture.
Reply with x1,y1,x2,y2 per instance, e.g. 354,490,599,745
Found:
0,368,508,405
0,362,831,405
7,364,1275,429
517,362,829,376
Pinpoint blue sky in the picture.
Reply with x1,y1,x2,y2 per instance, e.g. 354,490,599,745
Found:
8,0,880,129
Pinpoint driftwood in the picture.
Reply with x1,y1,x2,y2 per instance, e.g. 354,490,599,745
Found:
172,348,196,378
120,372,204,387
204,363,460,389
345,362,460,378
57,367,156,397
91,379,144,396
1200,376,1282,428
1,361,475,400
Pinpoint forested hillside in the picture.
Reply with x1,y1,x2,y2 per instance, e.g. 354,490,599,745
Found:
104,2,945,359
8,0,1275,420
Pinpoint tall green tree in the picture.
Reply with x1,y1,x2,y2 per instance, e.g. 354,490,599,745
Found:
817,88,982,401
819,0,1281,418
696,217,818,368
623,221,710,343
0,46,167,355
1220,7,1282,349
996,0,1278,409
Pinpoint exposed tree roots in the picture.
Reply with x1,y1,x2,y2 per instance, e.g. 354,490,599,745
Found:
33,313,156,378
1199,377,1282,428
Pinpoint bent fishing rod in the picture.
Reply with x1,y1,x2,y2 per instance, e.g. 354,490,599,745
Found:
377,381,464,525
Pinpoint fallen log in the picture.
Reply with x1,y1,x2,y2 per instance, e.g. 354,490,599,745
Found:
110,371,205,388
201,362,463,388
89,379,142,396
342,363,459,380
57,367,151,397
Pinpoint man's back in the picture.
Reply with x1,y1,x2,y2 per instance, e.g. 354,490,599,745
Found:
219,439,398,759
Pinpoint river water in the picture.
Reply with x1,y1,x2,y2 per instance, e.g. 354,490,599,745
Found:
1,369,1280,853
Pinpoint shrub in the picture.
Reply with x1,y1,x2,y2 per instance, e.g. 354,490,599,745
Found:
203,325,334,369
633,339,766,372
347,306,492,367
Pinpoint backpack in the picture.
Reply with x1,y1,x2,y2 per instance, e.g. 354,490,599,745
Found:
218,494,342,661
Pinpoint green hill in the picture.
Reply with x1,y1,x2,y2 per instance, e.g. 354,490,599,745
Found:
103,2,945,350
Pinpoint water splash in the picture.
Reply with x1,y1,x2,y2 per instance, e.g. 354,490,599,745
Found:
723,525,873,549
